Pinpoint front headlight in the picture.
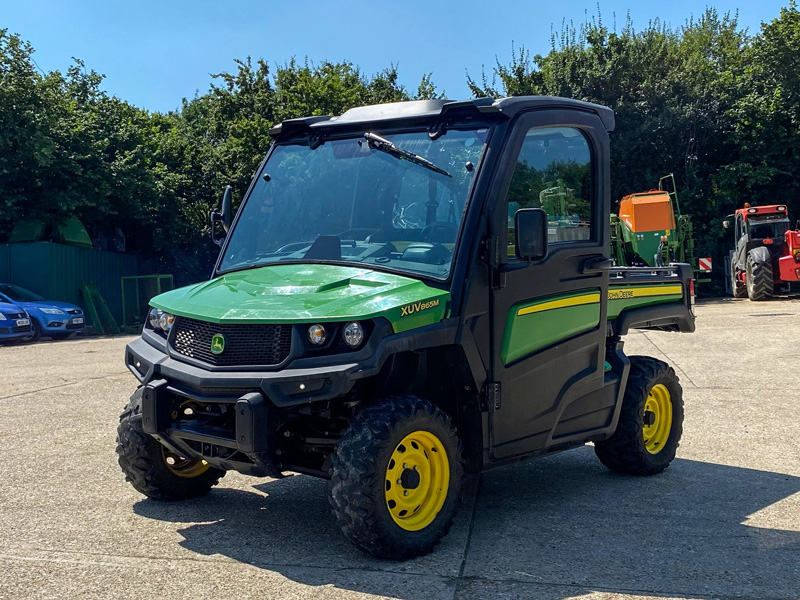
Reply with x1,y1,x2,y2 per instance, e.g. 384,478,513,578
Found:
41,308,65,315
159,312,174,332
308,324,327,345
148,308,174,332
0,313,6,321
342,322,364,347
148,308,161,329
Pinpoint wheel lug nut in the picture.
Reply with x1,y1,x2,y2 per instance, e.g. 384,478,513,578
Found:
403,463,407,468
404,491,409,496
414,465,418,471
397,479,402,484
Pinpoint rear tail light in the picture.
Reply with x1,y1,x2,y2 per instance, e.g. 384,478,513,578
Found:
689,279,696,313
763,238,773,244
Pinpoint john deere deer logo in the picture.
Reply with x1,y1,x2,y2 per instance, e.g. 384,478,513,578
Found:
211,333,226,354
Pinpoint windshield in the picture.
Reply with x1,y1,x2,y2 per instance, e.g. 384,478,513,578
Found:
748,218,789,239
0,284,44,302
218,128,488,279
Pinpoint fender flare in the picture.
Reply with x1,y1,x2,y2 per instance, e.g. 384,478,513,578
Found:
748,246,772,265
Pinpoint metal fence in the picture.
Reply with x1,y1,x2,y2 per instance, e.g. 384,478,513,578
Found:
0,242,138,327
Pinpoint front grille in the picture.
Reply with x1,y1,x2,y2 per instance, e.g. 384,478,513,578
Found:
12,325,31,333
66,322,84,330
67,309,82,315
7,313,25,320
171,317,292,367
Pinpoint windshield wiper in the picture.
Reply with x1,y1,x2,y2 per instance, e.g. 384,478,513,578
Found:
364,132,452,178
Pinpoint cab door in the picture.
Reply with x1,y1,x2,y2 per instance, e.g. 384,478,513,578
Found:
488,110,612,460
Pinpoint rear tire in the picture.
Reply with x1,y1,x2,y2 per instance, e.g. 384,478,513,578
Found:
116,388,224,500
731,254,747,298
595,356,683,475
746,252,773,300
329,395,463,560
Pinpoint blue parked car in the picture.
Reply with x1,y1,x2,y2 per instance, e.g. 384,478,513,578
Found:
0,301,32,343
0,283,86,342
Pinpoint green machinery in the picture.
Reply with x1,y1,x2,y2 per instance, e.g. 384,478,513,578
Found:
610,174,709,282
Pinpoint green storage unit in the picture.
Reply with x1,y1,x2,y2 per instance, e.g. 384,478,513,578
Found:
0,242,138,327
0,245,9,282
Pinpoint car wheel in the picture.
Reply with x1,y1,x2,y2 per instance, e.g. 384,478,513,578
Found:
23,319,42,343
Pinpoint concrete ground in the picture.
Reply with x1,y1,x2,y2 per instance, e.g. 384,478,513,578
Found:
1,298,799,600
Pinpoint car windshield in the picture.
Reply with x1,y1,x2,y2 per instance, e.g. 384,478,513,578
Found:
218,128,489,279
748,218,789,239
0,284,43,302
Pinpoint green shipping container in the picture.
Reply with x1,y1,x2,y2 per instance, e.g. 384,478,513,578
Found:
0,242,138,327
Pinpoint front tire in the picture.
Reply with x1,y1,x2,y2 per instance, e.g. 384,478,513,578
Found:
746,252,773,300
329,395,463,560
116,388,224,500
23,318,41,343
595,356,683,475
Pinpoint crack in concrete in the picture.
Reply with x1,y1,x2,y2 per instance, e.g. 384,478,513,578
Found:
639,332,699,388
0,373,129,401
456,474,482,586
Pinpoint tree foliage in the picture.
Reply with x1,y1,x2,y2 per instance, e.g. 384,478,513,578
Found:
3,4,800,289
0,36,435,282
469,6,800,287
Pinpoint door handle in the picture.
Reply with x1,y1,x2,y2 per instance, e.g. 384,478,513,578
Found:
582,257,613,274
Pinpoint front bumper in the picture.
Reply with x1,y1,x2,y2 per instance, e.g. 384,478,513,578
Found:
138,381,285,477
126,336,363,477
126,336,361,407
0,327,31,341
126,320,457,477
40,315,85,333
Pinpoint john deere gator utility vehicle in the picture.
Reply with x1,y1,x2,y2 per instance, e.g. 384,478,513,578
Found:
610,174,708,282
724,203,800,300
117,97,696,559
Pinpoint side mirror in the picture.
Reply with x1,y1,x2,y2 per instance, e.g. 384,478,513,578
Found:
210,186,233,247
722,214,735,230
514,208,548,262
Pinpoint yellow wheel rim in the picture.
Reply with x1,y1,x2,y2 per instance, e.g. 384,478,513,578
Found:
161,447,210,478
384,430,449,531
643,384,673,455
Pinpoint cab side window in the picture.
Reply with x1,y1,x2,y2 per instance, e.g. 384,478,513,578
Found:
506,127,593,249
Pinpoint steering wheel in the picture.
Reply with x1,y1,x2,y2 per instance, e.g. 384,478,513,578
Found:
419,221,458,244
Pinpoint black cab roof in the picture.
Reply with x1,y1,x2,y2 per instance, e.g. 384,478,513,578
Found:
269,96,615,141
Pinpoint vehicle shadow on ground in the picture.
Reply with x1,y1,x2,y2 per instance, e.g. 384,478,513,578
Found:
134,448,800,600
700,295,800,305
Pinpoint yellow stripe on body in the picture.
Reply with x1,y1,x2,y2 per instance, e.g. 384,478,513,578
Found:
608,285,683,300
517,293,601,316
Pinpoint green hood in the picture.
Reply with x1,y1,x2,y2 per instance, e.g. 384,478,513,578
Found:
150,264,450,333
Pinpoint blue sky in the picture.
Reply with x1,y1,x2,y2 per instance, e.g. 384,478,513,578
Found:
2,0,791,113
